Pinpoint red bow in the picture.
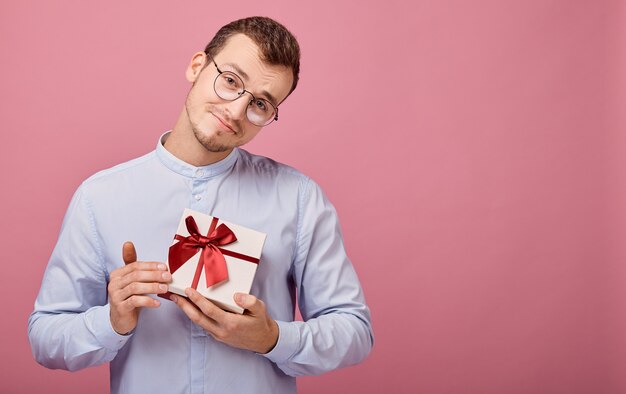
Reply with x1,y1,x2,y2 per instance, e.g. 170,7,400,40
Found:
168,216,237,288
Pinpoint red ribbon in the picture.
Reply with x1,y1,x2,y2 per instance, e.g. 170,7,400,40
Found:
168,215,260,288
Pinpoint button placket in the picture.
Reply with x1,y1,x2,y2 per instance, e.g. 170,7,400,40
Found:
190,175,209,211
189,175,212,346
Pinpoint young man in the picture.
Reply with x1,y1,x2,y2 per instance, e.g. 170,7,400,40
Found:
28,16,373,393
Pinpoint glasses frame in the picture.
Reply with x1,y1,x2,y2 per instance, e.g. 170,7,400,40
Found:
208,57,279,127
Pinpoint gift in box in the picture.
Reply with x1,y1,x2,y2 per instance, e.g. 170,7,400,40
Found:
163,208,266,314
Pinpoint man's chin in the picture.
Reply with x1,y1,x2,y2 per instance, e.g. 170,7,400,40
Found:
198,137,232,153
203,143,231,153
192,128,234,153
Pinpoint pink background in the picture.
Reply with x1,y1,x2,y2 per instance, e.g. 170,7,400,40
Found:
2,1,625,393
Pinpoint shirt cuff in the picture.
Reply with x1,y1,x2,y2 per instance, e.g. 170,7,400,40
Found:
85,304,133,351
261,320,300,364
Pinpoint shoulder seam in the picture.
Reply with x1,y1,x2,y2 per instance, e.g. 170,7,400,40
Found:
291,176,312,268
83,152,155,185
80,185,108,279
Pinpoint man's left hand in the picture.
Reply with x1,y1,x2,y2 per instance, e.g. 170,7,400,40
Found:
171,289,279,354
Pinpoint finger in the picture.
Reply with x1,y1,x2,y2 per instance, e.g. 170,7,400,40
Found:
110,262,169,284
171,293,220,333
185,288,227,321
119,295,161,312
234,293,263,315
112,282,169,302
117,269,172,289
109,268,171,294
122,241,137,265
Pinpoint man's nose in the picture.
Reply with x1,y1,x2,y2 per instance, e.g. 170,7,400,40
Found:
225,93,251,121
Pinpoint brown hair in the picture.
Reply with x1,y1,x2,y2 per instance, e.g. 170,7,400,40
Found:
204,16,301,96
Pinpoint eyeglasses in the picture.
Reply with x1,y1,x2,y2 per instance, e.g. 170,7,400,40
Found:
209,58,279,127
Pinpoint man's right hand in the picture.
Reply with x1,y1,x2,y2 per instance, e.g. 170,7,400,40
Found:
108,241,171,335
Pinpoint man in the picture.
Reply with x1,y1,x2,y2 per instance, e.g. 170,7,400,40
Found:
28,16,373,393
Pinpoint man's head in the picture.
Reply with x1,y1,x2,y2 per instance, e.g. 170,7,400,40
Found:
203,16,300,97
181,16,301,157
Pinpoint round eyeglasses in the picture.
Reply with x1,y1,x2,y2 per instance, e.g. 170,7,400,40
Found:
209,58,279,127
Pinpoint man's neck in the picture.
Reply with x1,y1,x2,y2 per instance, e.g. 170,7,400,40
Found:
164,108,232,167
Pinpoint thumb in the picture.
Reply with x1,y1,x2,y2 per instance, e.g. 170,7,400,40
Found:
122,241,137,265
234,293,262,314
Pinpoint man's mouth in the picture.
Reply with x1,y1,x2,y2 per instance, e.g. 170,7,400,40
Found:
211,113,237,134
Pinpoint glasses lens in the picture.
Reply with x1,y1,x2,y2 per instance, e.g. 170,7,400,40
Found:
214,71,244,100
247,99,276,126
213,66,278,126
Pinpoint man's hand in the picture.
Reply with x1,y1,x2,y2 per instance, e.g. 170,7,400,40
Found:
171,289,279,354
108,242,171,335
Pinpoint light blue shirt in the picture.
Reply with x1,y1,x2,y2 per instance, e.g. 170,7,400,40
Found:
28,132,373,394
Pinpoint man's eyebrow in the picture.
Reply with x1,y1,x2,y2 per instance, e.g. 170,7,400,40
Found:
221,62,279,106
259,90,278,107
222,62,249,80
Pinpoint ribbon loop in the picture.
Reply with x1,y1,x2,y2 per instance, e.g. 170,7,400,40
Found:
168,216,237,287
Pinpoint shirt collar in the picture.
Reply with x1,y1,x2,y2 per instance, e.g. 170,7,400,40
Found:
155,131,239,179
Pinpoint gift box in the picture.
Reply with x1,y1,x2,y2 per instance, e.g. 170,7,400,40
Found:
164,208,266,314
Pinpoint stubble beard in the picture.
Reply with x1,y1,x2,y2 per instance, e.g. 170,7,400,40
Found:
185,99,232,154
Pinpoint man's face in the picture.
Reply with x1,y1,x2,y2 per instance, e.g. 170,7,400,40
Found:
184,34,294,153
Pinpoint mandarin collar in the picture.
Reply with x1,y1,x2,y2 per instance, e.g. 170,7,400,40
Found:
155,131,239,179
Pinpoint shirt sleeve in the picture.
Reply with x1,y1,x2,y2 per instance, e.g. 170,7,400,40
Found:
27,184,131,371
263,178,374,376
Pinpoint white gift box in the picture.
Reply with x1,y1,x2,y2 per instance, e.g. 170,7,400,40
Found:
166,208,266,314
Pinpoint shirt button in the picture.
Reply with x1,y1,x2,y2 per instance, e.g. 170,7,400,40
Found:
196,170,204,177
194,195,202,201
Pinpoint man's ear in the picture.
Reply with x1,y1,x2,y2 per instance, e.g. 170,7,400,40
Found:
186,52,208,83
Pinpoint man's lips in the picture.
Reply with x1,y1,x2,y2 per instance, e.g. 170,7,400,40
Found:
211,113,237,134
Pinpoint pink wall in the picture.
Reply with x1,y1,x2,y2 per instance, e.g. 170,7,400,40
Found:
2,1,624,393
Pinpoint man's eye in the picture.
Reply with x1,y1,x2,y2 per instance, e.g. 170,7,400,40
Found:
255,100,268,112
225,76,236,85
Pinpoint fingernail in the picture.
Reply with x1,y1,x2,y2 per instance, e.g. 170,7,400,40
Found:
185,288,192,297
170,294,178,303
235,293,246,303
162,272,171,280
158,264,167,270
159,284,168,291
